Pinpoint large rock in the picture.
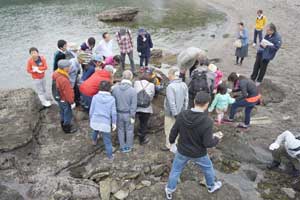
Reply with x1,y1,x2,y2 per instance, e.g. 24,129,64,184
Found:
97,7,139,22
0,184,24,200
0,89,41,152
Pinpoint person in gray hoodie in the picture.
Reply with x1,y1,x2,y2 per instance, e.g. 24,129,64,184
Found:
162,67,189,151
112,70,137,153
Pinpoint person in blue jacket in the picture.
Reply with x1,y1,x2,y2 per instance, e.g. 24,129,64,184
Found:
251,23,282,85
235,22,249,65
137,28,153,71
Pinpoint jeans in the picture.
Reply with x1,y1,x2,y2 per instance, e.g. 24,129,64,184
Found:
251,52,270,83
58,101,73,125
136,112,151,142
92,130,113,158
166,152,216,192
253,29,263,44
229,99,257,125
81,94,93,110
117,113,134,149
121,51,135,72
140,56,149,67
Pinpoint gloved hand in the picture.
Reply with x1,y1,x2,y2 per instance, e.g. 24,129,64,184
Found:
130,118,135,124
170,144,177,154
269,142,280,151
71,103,76,109
112,124,117,132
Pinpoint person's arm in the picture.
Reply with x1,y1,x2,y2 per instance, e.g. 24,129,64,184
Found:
166,85,178,116
115,32,121,46
235,80,248,100
263,16,267,27
202,122,219,148
274,130,296,146
184,84,189,110
27,59,33,74
111,98,117,125
268,35,282,51
169,115,180,144
228,94,236,104
130,90,137,118
137,36,141,53
89,97,95,118
208,94,219,112
63,81,75,104
81,66,95,81
128,30,133,47
149,34,153,49
39,57,48,71
148,83,155,100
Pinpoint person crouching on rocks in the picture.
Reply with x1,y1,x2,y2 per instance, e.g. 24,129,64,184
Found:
112,70,137,153
89,80,117,160
52,59,77,134
165,92,223,200
137,28,153,72
268,130,300,177
224,72,261,129
26,47,52,108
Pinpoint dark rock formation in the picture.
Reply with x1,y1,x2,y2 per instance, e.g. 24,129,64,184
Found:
97,7,139,22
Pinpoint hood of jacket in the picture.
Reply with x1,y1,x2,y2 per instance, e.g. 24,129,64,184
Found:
180,109,208,128
52,70,68,81
119,80,132,91
96,92,113,104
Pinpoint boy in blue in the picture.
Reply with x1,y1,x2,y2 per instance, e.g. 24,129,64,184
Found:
89,80,117,160
209,83,235,125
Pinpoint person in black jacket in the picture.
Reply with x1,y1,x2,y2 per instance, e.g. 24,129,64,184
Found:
165,92,222,200
137,28,153,72
53,40,67,71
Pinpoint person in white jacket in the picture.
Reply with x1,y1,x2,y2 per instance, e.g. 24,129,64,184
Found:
268,130,300,177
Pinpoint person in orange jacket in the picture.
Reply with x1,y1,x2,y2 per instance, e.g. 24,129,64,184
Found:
52,59,77,134
26,47,51,107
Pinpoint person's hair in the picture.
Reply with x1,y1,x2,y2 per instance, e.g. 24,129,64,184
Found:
257,9,263,14
268,23,277,33
29,47,39,54
122,70,133,80
140,72,152,82
217,83,227,95
113,55,121,64
99,80,111,92
228,72,239,83
194,91,211,107
168,67,180,78
88,37,96,47
238,22,244,27
102,32,109,39
57,40,67,49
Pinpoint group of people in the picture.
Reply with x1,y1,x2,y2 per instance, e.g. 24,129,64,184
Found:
26,9,299,200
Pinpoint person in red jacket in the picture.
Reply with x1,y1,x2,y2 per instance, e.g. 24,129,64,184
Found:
52,59,77,134
26,47,51,107
79,65,115,110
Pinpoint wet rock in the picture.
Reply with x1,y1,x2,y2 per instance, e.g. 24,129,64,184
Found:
292,179,300,192
243,170,257,182
90,172,110,182
260,79,285,105
281,187,296,199
51,189,72,200
151,49,163,59
0,184,24,200
214,158,241,174
124,171,140,180
151,164,166,177
110,179,120,194
113,189,129,200
129,182,136,192
99,178,112,200
97,7,139,22
84,166,111,179
0,89,41,152
141,180,152,187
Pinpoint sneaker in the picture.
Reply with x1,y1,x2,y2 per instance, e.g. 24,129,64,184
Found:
237,123,249,129
266,161,280,170
140,137,150,145
160,146,170,151
121,147,132,153
207,181,222,193
165,187,173,200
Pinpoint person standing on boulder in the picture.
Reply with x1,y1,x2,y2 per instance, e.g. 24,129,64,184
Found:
112,70,137,153
224,72,261,129
161,68,188,151
235,22,249,65
253,10,267,47
137,28,153,72
251,23,281,85
165,92,223,200
26,47,51,108
116,28,135,74
267,130,300,177
52,59,77,134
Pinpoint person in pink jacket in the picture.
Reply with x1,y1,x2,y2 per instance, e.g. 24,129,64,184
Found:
208,64,223,93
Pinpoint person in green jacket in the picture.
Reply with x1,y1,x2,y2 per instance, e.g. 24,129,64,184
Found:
208,83,235,125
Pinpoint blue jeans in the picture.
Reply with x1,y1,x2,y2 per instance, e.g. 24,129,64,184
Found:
229,99,257,125
253,29,263,44
58,101,73,125
81,94,93,110
166,152,215,192
92,130,113,158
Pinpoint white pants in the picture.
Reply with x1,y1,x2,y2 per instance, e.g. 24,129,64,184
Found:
33,78,50,106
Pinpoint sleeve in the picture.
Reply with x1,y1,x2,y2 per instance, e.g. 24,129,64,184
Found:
263,16,267,26
208,94,218,112
137,36,141,52
236,81,248,100
111,98,117,125
148,83,155,100
228,94,236,104
184,84,189,110
202,121,219,148
81,67,95,81
274,130,295,146
63,81,75,104
27,59,33,74
166,85,178,116
39,57,48,71
169,115,180,144
149,34,153,49
239,30,247,39
115,33,121,46
89,97,95,118
268,35,282,51
130,90,138,118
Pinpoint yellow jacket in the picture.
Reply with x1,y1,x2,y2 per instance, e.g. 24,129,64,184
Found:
255,16,267,31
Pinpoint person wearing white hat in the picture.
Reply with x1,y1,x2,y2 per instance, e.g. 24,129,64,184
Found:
267,130,300,177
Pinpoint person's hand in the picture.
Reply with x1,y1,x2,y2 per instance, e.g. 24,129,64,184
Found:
71,103,76,109
269,142,280,151
112,124,117,132
32,66,38,72
150,48,153,51
261,43,267,48
213,131,224,140
130,118,135,124
138,52,142,57
170,144,177,154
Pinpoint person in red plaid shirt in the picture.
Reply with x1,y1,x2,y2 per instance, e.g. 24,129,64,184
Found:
116,28,135,73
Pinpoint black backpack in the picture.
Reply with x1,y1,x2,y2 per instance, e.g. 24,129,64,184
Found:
189,70,210,96
137,82,151,108
51,80,61,102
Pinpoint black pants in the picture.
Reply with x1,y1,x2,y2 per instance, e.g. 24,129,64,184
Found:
251,53,270,83
136,112,151,142
140,56,149,67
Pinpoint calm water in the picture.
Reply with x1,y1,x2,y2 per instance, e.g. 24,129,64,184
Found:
0,0,224,89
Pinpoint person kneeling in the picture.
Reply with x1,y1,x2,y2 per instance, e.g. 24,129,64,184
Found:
268,130,300,177
165,92,223,200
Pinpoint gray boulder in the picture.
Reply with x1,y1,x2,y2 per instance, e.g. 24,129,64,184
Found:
97,7,139,22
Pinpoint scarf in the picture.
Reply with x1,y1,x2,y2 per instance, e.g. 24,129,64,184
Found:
56,68,69,78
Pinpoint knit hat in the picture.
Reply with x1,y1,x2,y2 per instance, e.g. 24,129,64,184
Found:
208,64,217,73
104,65,116,74
58,59,71,69
92,54,103,62
138,28,146,35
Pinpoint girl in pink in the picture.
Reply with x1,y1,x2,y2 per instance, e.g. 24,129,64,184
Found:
208,64,223,93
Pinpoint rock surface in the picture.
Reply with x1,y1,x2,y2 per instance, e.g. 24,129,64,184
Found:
97,7,139,22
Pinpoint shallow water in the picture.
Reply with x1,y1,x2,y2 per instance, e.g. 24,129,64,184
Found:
0,0,224,89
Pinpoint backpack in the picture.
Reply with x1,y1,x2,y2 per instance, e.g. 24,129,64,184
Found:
189,70,210,96
51,80,61,102
137,81,151,108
